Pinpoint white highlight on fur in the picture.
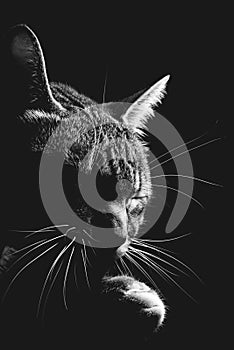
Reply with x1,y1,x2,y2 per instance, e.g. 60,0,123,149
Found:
106,275,166,327
124,283,166,325
23,110,61,123
12,25,65,111
122,75,170,135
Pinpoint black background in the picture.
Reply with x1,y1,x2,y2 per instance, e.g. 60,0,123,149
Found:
0,4,228,349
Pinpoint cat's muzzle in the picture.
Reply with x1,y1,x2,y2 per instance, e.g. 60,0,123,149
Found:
116,238,131,258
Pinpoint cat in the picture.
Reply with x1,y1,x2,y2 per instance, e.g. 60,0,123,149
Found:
0,24,170,347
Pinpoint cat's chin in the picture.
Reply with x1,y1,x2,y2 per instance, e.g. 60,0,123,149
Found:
102,275,166,330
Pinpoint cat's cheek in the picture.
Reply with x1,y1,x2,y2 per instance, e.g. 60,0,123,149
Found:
127,219,140,239
138,214,145,227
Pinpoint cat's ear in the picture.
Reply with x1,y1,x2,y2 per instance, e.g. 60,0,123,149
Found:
122,75,170,135
4,24,64,112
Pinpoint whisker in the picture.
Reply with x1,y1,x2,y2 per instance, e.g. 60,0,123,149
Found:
102,67,108,105
133,238,184,255
141,251,179,278
120,257,133,277
134,239,179,257
143,244,177,256
8,234,66,272
132,240,203,283
83,229,99,242
122,257,133,277
87,240,97,256
25,224,69,238
129,248,177,283
82,239,92,267
134,232,192,243
63,243,76,310
2,243,59,303
128,249,172,283
133,240,184,265
150,137,222,171
65,227,76,235
11,239,47,255
41,260,64,321
148,127,217,165
81,249,90,289
152,183,204,208
133,239,176,254
74,263,78,290
119,257,127,275
49,241,75,281
37,238,76,317
9,224,68,234
130,246,188,277
151,174,222,187
10,229,47,233
115,261,124,275
129,248,197,302
125,252,157,289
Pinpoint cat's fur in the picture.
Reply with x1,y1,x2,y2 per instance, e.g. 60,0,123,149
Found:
0,24,170,346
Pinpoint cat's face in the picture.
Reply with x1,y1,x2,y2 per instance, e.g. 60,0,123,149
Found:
6,24,169,259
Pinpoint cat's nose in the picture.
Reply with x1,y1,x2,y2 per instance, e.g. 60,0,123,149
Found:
116,239,130,258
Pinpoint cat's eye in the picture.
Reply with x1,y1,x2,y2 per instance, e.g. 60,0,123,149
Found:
128,198,145,217
129,205,144,217
132,196,148,200
127,195,148,217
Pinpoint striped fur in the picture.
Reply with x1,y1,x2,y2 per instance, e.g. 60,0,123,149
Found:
2,24,167,334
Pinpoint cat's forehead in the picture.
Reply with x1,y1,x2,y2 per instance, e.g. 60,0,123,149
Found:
26,105,137,153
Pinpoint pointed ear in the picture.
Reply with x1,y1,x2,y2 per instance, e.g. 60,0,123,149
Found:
5,24,64,111
122,75,170,135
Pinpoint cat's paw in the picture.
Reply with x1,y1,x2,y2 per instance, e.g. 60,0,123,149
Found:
102,275,166,331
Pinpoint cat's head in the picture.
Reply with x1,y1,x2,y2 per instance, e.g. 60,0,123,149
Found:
5,24,170,259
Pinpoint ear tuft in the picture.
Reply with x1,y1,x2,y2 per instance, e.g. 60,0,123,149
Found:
122,75,170,135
